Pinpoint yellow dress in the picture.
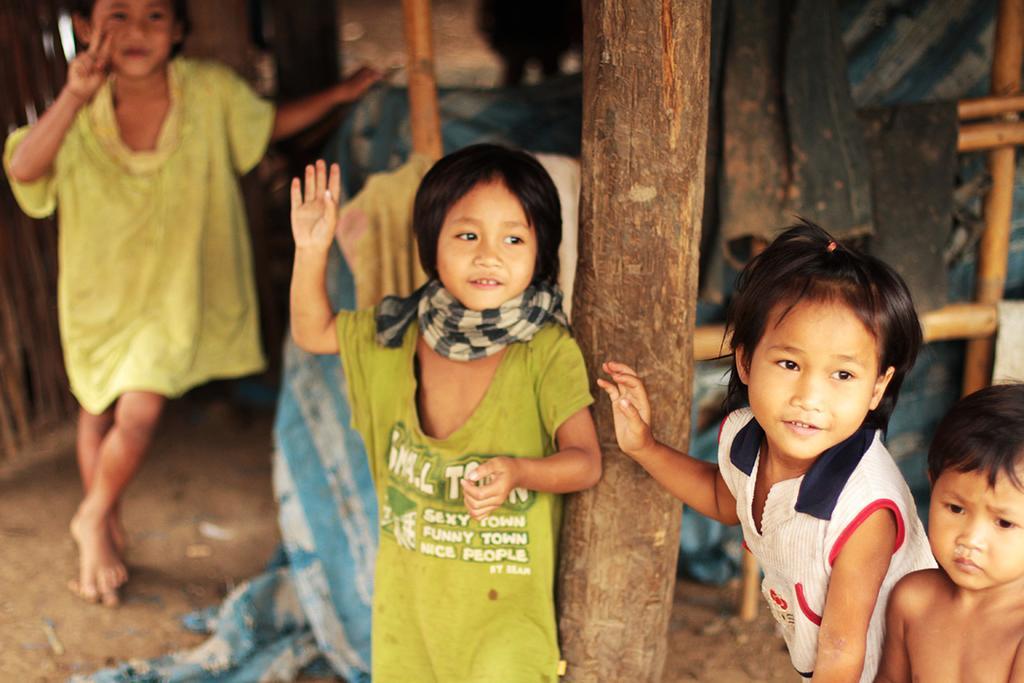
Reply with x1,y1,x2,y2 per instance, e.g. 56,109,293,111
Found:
3,58,275,414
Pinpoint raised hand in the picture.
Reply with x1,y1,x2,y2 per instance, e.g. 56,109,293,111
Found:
463,457,520,521
66,25,113,102
290,160,340,252
596,361,655,457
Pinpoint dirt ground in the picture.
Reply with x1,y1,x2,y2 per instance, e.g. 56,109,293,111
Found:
0,401,795,682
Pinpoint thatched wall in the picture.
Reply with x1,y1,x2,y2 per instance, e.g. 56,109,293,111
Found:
0,0,76,458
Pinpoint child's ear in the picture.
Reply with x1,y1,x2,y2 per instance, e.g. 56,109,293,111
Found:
734,346,751,385
71,13,94,47
869,365,896,410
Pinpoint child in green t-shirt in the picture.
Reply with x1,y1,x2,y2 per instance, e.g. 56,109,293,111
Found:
289,144,602,681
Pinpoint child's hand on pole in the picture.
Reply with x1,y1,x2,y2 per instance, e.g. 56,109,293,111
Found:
597,361,655,457
290,160,340,252
66,25,113,103
337,66,384,103
463,457,520,520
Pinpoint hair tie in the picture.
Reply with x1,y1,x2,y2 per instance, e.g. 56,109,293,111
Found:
826,241,837,253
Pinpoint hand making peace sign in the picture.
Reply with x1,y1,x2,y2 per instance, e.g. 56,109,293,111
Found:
66,24,113,102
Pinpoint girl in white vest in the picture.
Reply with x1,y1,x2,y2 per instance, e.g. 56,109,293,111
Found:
599,221,935,682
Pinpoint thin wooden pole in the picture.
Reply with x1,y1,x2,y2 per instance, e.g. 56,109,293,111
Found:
401,0,443,160
963,0,1022,396
557,1,710,679
959,93,1024,120
738,552,761,621
958,120,1024,151
694,303,998,363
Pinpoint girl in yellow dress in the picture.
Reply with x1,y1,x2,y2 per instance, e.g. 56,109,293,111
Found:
3,0,379,606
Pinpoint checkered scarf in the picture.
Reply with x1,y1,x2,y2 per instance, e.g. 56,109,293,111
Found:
375,279,568,360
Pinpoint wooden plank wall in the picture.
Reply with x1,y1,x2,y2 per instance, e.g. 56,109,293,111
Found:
0,0,76,459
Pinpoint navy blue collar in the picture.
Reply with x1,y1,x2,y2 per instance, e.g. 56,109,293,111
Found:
729,417,876,520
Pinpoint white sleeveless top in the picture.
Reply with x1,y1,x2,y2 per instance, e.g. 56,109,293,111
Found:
718,408,935,681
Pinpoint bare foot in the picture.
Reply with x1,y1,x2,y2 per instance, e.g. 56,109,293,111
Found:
69,508,127,606
108,508,127,554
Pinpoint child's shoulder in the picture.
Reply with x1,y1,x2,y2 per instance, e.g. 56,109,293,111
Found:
171,58,250,95
531,321,575,346
839,431,912,497
718,408,755,444
338,306,382,341
525,322,583,365
888,568,950,618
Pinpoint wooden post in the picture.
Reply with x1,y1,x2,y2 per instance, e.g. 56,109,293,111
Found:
183,0,254,80
963,0,1022,396
557,1,710,680
402,0,443,160
267,0,340,99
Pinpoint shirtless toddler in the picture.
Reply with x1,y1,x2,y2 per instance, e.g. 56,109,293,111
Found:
876,384,1024,682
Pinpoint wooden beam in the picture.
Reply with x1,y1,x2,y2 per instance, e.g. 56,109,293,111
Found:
958,93,1024,120
402,0,443,160
958,120,1024,151
557,1,710,679
694,303,999,363
963,0,1022,395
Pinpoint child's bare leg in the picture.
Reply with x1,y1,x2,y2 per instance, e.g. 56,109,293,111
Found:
76,407,126,551
70,391,165,605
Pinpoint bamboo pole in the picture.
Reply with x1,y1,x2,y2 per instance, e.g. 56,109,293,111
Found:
963,0,1022,396
958,93,1024,120
958,120,1024,151
401,0,443,160
738,552,761,621
693,303,998,363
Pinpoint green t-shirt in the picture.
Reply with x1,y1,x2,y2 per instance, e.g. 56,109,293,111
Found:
337,308,593,682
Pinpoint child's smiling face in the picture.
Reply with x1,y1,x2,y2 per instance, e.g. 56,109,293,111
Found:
736,300,894,471
80,0,182,79
435,180,537,311
929,467,1024,594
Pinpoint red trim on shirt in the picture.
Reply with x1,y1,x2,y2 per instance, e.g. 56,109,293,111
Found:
718,416,728,443
795,583,822,626
828,499,904,566
741,539,751,554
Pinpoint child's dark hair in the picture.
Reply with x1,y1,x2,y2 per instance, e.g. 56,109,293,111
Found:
928,384,1024,490
413,143,561,286
72,0,191,56
725,220,922,430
